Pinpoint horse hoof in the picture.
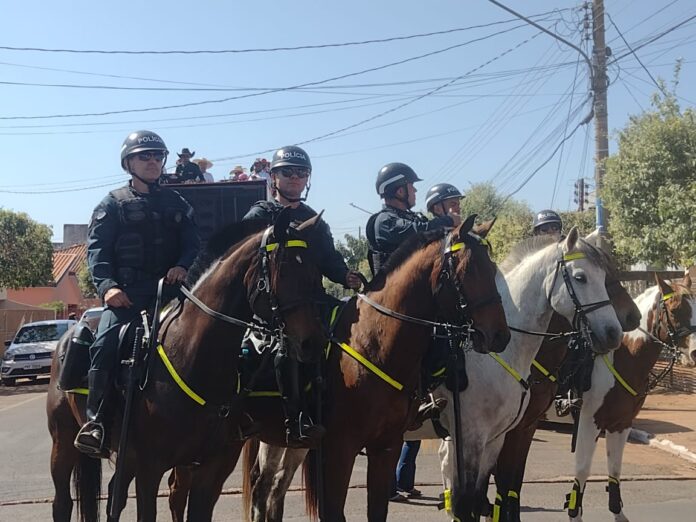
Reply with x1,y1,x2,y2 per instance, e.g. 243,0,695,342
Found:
614,512,629,522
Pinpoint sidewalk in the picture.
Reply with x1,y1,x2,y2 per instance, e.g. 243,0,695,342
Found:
631,389,696,463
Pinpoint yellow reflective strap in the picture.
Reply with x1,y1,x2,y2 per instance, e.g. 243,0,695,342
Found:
531,359,557,382
445,242,465,254
325,306,341,359
563,252,586,261
443,489,462,521
602,355,638,396
608,476,620,485
248,391,282,398
66,387,88,395
157,344,206,406
431,366,446,378
265,240,308,252
662,292,675,301
337,341,403,391
567,488,577,510
507,490,519,499
489,353,525,385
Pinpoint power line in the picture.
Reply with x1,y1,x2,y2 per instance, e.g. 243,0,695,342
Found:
607,12,668,97
0,12,568,55
0,180,122,194
609,13,696,63
0,24,530,121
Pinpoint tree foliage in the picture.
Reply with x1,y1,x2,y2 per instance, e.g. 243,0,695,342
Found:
324,233,370,299
0,209,53,289
77,260,97,298
459,182,533,262
604,86,696,267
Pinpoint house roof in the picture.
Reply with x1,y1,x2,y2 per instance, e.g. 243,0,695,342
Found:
53,243,87,283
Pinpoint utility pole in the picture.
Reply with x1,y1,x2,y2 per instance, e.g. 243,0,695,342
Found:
591,0,609,232
574,178,586,212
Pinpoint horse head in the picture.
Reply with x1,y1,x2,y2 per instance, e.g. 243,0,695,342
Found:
549,227,623,354
252,208,326,362
438,214,510,354
653,272,696,367
584,230,641,331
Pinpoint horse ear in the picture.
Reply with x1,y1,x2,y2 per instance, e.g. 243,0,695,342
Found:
563,226,579,252
295,210,324,232
584,229,599,246
272,207,292,243
474,217,496,238
654,272,674,297
456,214,476,238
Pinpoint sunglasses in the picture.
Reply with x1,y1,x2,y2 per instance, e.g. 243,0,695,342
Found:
276,167,310,179
136,151,166,162
538,223,561,233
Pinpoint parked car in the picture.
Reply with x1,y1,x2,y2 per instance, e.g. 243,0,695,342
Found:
1,319,76,386
79,306,105,331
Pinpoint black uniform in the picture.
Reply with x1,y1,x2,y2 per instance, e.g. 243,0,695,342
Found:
243,200,350,285
87,183,199,371
366,204,454,275
174,161,204,183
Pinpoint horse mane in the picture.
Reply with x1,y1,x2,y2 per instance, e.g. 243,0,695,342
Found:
499,234,611,275
186,219,268,285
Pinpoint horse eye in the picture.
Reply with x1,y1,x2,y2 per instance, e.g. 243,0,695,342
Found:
574,273,587,283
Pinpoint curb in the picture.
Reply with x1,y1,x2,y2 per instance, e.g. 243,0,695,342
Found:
630,428,696,465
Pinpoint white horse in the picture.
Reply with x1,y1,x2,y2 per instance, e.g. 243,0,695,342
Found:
567,272,696,522
435,229,623,521
243,229,623,521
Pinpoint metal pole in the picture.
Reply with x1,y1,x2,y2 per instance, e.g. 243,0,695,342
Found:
592,0,609,232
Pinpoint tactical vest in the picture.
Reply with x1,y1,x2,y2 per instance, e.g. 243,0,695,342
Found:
109,187,188,286
366,208,428,276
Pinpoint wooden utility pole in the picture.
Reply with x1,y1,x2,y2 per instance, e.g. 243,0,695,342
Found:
592,0,609,231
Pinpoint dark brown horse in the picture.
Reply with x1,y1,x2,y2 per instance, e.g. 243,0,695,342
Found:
167,216,511,522
46,211,327,522
492,239,641,522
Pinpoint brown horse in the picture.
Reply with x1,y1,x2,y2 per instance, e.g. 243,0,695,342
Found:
568,272,696,522
167,216,511,522
492,239,641,522
46,211,327,522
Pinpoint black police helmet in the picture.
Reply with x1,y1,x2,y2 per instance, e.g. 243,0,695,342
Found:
532,209,563,231
425,183,464,212
120,130,168,170
375,162,422,196
270,145,312,171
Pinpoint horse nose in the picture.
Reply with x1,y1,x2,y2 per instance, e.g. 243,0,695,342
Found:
625,310,641,331
491,329,511,353
605,325,622,349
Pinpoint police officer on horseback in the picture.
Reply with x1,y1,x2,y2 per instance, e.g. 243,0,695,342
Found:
243,145,362,447
366,163,461,276
532,209,563,237
74,130,200,456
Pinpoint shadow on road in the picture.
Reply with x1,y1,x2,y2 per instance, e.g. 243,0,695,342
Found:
0,378,50,396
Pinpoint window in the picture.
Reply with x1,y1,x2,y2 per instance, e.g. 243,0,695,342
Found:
14,323,69,344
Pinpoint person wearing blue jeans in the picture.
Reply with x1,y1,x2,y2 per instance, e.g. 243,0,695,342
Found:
390,440,422,501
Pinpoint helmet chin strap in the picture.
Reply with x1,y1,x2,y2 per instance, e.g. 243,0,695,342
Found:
396,186,412,209
274,178,311,203
130,171,161,191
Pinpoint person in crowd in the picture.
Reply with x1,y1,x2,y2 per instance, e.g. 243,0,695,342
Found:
242,145,362,447
194,158,214,182
230,165,249,182
174,148,205,183
73,131,199,457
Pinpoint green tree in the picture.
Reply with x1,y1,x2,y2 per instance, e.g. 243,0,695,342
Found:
77,260,97,298
559,210,596,237
0,209,53,289
459,182,533,262
604,86,696,267
324,233,369,299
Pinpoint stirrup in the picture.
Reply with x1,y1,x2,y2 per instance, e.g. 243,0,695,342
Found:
74,421,108,457
409,396,447,430
286,413,325,448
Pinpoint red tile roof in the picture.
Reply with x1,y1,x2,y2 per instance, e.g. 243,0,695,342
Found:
53,243,87,283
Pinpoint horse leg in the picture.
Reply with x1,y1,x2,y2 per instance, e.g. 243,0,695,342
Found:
251,443,286,522
186,443,244,522
567,412,601,522
319,439,357,522
49,431,77,522
167,466,193,522
365,443,402,522
605,428,631,522
495,421,539,522
439,437,481,522
133,461,164,522
266,447,308,522
475,438,506,522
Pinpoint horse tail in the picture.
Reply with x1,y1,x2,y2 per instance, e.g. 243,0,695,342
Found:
73,451,102,522
302,449,319,521
242,438,260,522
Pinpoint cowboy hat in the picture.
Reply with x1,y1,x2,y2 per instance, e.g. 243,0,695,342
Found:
194,157,213,170
232,165,245,173
177,147,195,157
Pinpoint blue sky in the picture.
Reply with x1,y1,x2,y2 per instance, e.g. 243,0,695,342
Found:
1,0,694,242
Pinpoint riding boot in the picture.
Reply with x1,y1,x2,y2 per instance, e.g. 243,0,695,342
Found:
74,369,111,457
275,351,325,448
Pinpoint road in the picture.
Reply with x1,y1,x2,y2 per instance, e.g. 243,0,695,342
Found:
2,379,695,521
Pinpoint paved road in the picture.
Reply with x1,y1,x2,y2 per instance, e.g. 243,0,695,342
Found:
2,379,696,520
